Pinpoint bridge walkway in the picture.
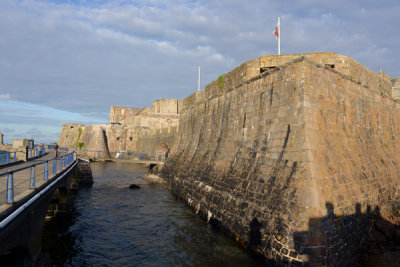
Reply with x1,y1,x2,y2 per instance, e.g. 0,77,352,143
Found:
0,150,66,172
92,158,165,165
78,149,166,165
0,150,70,214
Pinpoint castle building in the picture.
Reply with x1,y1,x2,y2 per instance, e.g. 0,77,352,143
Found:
108,99,182,129
109,106,151,124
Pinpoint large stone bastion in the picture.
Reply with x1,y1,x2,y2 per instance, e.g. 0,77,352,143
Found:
161,54,400,265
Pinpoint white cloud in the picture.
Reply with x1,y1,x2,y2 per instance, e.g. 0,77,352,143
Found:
25,127,43,137
0,127,14,133
0,0,399,142
0,94,10,100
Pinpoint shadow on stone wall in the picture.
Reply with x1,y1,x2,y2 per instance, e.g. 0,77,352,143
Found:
293,202,400,266
249,217,263,250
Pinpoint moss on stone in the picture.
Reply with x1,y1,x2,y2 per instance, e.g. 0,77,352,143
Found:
218,75,224,91
73,128,84,149
77,128,83,141
77,142,85,149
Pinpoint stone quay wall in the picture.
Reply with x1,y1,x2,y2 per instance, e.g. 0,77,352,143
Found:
161,56,400,265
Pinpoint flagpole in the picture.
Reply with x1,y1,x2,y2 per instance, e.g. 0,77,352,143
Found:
278,17,280,55
198,66,201,91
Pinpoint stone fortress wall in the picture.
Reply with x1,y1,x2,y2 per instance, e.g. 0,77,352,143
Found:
152,98,183,114
392,78,400,99
161,53,400,265
58,98,181,156
58,52,400,265
181,53,396,112
109,106,150,124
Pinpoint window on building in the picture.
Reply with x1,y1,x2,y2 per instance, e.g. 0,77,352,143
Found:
130,137,133,141
116,137,120,141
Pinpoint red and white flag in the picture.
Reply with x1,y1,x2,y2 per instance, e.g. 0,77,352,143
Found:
273,19,280,39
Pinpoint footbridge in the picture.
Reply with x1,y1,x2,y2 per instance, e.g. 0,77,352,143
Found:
78,149,166,171
0,150,90,265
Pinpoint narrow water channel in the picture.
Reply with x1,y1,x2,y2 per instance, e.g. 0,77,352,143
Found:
41,162,265,266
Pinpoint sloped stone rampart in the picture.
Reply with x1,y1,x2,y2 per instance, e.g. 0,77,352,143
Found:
163,60,310,264
297,60,400,265
162,57,400,265
57,123,84,147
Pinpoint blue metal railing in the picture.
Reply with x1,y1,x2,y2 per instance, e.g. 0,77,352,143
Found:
27,146,46,160
0,151,76,205
79,150,167,162
0,146,48,165
0,151,18,165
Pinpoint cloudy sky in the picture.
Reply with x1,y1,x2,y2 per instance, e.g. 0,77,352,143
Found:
0,0,399,143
